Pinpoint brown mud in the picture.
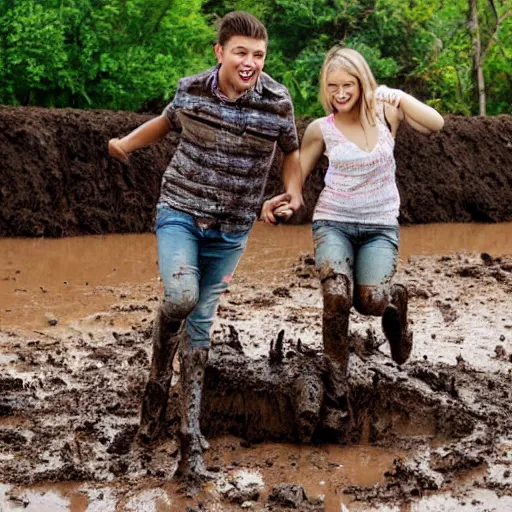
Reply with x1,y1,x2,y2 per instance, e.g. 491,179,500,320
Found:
1,236,512,510
1,107,512,237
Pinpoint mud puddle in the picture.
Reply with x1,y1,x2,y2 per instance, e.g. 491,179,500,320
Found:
1,222,512,331
2,483,512,512
0,441,404,511
1,225,512,510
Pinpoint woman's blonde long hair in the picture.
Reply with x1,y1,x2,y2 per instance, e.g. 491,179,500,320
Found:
319,47,378,126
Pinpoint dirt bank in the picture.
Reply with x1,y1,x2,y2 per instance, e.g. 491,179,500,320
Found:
1,249,511,510
1,106,511,237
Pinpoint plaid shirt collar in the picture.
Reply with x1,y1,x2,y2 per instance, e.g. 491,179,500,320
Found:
208,65,263,102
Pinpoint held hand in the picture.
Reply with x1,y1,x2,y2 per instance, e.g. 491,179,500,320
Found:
273,201,295,223
376,85,403,108
288,194,303,216
108,138,129,163
274,193,303,222
260,193,292,224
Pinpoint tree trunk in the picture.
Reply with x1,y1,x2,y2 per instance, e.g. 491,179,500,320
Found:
469,0,486,115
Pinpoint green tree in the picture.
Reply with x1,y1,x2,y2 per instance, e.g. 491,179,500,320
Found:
0,0,510,114
0,0,68,105
0,0,216,110
468,0,511,115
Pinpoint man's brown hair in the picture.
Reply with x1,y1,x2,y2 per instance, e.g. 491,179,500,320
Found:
217,11,268,47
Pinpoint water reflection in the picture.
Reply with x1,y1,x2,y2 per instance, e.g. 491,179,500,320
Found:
0,222,511,329
0,440,403,511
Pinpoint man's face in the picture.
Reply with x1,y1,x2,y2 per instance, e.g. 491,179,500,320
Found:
215,36,267,100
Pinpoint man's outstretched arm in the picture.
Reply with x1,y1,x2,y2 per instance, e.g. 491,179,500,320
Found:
108,114,171,163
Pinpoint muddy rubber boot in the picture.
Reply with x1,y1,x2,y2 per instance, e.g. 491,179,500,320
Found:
323,346,350,430
321,272,351,410
323,310,350,409
176,344,215,492
382,284,413,364
138,307,182,444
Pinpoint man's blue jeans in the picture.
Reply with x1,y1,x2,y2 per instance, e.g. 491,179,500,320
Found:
156,205,250,347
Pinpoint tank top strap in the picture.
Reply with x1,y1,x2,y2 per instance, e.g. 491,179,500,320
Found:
375,101,394,145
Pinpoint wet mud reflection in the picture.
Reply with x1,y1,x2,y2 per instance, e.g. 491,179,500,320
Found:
1,222,511,330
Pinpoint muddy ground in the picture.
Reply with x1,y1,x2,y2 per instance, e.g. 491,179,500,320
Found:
1,107,512,237
1,105,512,510
1,248,512,511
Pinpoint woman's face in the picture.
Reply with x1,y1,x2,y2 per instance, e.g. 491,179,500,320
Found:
326,69,361,113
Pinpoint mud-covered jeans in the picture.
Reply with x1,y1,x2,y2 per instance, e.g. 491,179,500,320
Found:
312,221,399,286
156,205,250,347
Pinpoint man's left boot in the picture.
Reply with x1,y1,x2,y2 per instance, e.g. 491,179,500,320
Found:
382,283,413,364
176,343,215,488
138,306,182,444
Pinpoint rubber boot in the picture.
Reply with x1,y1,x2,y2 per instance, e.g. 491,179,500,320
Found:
138,306,182,443
322,273,351,410
382,283,413,364
176,343,215,489
323,313,350,412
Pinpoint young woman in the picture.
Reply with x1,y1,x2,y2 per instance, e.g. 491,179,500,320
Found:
298,47,444,406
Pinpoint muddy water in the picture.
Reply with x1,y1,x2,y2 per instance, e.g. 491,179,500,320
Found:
0,232,160,329
0,440,402,511
210,438,403,510
2,460,512,511
1,222,512,330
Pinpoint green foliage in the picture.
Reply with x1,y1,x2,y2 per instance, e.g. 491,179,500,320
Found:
0,0,510,114
0,0,68,104
482,7,512,115
0,0,215,110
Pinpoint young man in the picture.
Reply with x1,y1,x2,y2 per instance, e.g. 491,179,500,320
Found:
108,11,301,484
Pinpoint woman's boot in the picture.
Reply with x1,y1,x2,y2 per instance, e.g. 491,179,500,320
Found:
322,272,351,409
382,283,413,364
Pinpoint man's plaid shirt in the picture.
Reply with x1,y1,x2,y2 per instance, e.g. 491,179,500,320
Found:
159,66,299,232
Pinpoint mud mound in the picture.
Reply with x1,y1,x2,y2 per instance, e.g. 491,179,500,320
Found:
0,326,502,485
1,106,512,237
0,107,175,237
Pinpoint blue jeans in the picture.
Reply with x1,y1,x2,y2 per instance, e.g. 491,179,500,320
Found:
312,221,399,287
156,205,250,347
